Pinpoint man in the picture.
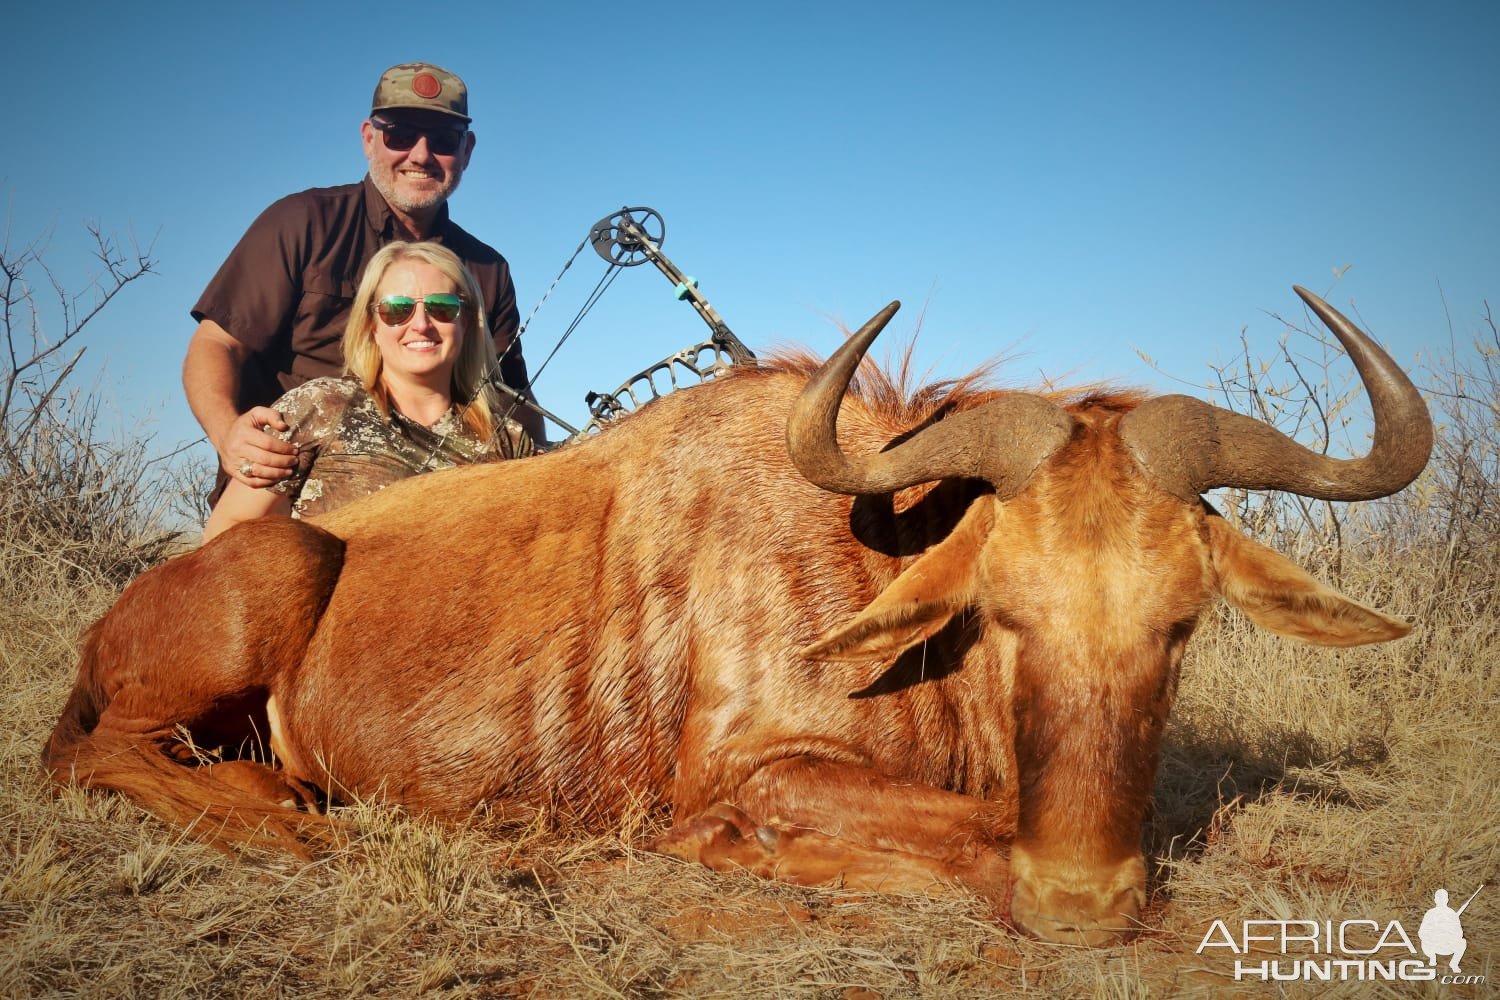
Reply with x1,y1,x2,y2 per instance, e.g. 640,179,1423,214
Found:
1418,888,1468,973
184,61,543,500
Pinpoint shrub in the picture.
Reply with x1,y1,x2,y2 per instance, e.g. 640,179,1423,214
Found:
0,224,182,598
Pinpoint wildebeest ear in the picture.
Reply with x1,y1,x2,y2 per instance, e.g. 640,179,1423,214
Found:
1207,516,1411,646
801,501,992,662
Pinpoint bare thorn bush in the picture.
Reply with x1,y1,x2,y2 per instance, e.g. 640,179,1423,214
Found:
0,223,183,599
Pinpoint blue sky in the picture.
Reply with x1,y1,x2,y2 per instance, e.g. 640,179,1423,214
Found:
8,1,1497,461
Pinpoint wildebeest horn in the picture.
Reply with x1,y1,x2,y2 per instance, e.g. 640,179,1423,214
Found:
1119,286,1433,501
787,302,1075,498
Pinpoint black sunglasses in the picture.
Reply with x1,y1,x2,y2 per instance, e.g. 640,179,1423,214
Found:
371,118,467,156
373,293,465,326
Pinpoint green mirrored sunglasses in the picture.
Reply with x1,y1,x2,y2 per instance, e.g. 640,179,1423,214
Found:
373,293,464,325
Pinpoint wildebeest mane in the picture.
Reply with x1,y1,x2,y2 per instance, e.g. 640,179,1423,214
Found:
758,339,1147,436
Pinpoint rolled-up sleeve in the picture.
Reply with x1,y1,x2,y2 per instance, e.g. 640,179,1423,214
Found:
265,379,348,498
191,195,307,354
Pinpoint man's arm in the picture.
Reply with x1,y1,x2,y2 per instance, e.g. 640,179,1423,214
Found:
183,319,297,487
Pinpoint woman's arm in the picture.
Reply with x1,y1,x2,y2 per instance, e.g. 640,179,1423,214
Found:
202,479,294,543
199,377,345,543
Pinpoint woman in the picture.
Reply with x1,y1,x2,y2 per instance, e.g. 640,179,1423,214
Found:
203,241,534,542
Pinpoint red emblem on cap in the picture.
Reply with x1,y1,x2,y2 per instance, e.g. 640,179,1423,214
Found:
412,73,442,99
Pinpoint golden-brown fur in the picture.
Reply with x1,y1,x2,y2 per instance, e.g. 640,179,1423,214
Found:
42,353,1413,945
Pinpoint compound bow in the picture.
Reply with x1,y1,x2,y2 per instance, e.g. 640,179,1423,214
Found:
496,206,756,441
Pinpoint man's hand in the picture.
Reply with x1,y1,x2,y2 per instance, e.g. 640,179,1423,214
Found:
220,406,297,487
184,320,299,489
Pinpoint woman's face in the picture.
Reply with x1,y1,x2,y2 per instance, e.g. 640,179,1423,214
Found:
370,259,466,392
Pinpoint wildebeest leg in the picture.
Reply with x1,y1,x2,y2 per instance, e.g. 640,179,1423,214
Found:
41,518,345,854
655,756,1012,909
205,759,324,813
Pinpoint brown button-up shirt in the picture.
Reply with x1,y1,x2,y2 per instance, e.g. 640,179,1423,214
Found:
192,176,530,411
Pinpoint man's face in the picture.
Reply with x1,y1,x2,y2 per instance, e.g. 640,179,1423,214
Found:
362,110,476,217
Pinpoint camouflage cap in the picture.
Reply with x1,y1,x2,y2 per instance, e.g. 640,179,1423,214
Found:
371,62,471,123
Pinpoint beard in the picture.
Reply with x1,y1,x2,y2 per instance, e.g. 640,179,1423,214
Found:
367,159,463,217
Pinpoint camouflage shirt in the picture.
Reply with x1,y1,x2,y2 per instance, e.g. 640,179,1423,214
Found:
267,376,533,518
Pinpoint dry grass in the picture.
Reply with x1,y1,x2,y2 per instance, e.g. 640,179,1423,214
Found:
6,547,1493,998
2,262,1496,996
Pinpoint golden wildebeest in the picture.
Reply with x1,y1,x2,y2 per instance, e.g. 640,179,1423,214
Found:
43,287,1430,945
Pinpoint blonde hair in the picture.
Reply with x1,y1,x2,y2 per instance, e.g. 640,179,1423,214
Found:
343,241,500,442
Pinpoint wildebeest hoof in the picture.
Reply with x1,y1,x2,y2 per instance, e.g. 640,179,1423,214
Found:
206,761,324,815
652,803,783,875
653,803,755,852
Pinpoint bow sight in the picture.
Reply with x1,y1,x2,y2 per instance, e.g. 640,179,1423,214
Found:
576,207,756,434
